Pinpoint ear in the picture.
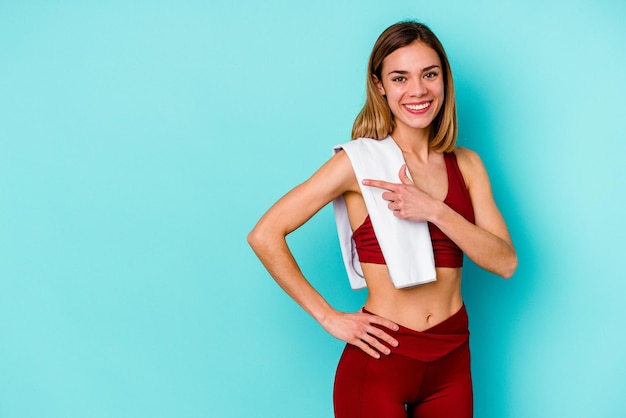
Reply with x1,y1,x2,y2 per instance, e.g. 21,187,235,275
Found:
372,75,386,96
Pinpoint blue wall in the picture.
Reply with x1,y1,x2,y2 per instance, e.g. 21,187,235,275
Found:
1,1,624,417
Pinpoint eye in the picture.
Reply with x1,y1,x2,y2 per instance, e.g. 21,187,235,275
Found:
424,71,439,79
392,76,407,82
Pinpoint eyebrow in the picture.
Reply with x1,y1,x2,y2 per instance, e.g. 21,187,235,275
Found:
387,65,441,76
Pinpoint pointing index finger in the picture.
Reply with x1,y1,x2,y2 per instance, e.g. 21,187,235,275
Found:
362,179,398,191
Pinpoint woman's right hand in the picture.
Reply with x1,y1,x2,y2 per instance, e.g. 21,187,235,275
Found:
321,310,400,359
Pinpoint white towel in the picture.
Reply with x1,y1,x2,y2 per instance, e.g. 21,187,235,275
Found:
332,136,436,290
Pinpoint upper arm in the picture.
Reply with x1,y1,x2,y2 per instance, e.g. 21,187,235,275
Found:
455,147,513,246
252,150,359,237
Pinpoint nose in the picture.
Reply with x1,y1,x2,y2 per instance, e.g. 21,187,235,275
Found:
410,78,428,96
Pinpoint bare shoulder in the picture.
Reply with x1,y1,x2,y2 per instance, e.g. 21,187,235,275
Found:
310,149,359,195
277,148,358,203
453,146,489,189
453,146,484,168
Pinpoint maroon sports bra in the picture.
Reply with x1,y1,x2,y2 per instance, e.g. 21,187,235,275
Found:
352,152,475,268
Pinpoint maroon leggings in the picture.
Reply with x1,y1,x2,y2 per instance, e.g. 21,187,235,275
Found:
333,305,473,418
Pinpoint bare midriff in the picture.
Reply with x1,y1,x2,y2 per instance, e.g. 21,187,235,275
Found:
342,182,464,331
361,263,463,332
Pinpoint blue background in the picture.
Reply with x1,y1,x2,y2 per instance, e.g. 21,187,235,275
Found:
1,1,625,417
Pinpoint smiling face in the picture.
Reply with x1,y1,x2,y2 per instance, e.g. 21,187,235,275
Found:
374,41,444,138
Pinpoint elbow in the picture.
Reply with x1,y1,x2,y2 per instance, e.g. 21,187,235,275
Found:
499,252,518,279
247,226,264,253
247,223,280,254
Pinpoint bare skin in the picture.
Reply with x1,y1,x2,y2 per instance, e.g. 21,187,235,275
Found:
248,41,517,359
248,150,402,359
360,148,517,332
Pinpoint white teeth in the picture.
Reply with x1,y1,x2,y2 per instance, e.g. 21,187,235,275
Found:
405,103,430,111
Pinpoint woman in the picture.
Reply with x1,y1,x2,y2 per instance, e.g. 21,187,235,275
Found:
248,21,517,418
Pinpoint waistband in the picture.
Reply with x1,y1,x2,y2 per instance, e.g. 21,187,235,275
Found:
363,304,469,363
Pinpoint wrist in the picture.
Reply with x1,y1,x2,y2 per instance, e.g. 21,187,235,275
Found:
318,306,338,329
429,199,448,225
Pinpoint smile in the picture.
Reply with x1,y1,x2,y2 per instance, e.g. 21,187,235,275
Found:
403,102,431,111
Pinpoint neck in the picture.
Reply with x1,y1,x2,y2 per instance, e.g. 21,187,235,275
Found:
390,125,432,161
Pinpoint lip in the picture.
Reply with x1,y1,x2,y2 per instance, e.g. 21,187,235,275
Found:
402,101,432,115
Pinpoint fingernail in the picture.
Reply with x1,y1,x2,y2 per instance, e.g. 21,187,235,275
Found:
392,340,398,347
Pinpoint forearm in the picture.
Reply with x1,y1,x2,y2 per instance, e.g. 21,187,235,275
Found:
431,201,517,278
247,228,336,323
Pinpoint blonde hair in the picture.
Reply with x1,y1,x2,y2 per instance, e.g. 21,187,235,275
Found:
352,21,457,152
